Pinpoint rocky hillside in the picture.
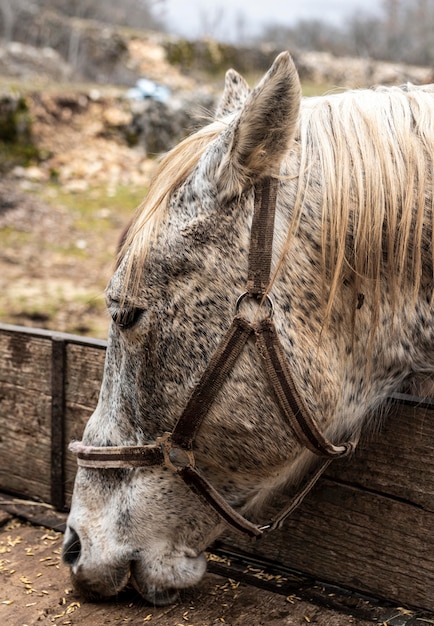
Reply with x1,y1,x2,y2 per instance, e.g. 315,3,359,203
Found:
2,24,434,186
3,12,434,88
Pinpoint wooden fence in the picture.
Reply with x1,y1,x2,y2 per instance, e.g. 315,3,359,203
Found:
1,322,434,610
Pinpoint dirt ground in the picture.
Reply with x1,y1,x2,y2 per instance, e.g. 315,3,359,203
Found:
0,511,400,626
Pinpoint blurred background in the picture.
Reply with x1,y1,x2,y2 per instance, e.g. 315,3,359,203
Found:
3,0,434,70
0,0,433,338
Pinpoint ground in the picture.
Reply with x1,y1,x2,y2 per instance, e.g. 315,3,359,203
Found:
0,513,400,626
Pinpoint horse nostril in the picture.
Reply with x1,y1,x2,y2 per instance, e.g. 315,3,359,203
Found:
62,526,82,566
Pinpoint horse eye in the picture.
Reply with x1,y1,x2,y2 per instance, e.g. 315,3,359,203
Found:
112,306,143,329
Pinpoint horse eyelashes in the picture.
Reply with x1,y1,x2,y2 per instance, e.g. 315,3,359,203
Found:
112,306,144,330
106,294,145,330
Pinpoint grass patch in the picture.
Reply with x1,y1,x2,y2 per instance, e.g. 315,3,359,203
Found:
0,181,147,338
39,183,145,228
2,277,110,338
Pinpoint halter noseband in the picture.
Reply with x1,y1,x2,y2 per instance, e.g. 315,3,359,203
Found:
71,177,357,539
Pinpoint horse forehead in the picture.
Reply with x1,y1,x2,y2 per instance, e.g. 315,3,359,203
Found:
166,177,212,228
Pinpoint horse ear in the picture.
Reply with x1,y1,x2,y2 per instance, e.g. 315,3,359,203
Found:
216,51,301,202
215,69,250,118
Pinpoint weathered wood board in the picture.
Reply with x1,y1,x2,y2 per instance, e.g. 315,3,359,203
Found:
1,322,433,610
0,323,105,508
221,397,434,610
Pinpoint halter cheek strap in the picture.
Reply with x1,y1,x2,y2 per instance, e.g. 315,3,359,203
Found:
71,177,358,539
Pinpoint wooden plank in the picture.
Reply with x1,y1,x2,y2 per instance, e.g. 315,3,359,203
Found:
63,343,106,506
0,328,52,394
2,323,434,609
222,397,434,611
327,399,434,512
0,385,52,500
0,491,67,531
223,479,434,610
64,343,106,409
0,325,106,507
0,329,53,501
51,336,66,510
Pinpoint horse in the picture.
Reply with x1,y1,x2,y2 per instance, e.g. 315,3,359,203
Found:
62,52,434,606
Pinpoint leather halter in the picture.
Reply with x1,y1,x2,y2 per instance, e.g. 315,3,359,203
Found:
71,177,357,538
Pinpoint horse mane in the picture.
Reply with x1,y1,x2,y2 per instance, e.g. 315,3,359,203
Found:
119,85,434,330
295,85,434,330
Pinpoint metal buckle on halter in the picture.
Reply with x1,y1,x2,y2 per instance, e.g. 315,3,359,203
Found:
156,432,196,472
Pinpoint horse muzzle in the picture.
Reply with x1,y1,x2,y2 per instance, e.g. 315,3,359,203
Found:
129,551,207,606
62,524,207,605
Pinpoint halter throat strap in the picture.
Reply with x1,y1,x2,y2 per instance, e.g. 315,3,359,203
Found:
71,177,357,539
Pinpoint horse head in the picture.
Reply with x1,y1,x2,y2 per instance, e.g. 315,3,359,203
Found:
63,52,434,605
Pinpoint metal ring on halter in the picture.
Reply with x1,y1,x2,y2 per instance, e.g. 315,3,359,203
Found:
235,291,274,319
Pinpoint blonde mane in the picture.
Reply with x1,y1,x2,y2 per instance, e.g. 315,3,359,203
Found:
120,85,434,326
298,87,434,316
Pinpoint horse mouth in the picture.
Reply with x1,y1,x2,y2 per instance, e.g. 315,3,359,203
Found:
69,563,130,601
130,570,180,606
129,553,207,606
69,563,179,605
65,533,207,606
